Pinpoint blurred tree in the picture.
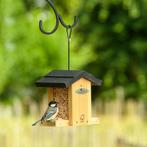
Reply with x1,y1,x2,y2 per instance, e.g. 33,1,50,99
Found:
77,0,147,100
0,0,147,103
0,0,91,102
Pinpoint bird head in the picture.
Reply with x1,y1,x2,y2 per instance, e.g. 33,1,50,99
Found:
48,100,58,108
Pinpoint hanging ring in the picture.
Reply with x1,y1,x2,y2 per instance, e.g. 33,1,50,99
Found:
66,27,72,40
39,0,78,35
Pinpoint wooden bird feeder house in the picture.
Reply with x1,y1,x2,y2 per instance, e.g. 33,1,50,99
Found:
33,0,102,127
36,70,102,127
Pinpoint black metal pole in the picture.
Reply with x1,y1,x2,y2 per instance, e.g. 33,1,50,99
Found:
66,28,72,70
68,36,70,70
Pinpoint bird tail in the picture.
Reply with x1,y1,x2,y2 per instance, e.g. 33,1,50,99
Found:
32,119,41,126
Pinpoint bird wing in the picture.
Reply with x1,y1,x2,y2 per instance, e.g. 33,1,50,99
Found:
41,107,57,121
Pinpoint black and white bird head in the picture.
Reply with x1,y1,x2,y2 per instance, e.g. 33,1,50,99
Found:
48,101,58,108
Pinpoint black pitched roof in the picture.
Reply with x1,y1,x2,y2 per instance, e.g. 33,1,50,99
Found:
35,70,102,88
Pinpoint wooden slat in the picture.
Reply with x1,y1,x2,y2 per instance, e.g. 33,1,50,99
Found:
70,78,92,125
55,119,69,126
41,119,69,127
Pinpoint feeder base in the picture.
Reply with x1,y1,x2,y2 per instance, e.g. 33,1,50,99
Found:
41,118,69,127
40,117,99,127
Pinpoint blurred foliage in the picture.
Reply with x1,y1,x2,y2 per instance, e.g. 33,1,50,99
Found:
77,0,147,100
0,0,147,102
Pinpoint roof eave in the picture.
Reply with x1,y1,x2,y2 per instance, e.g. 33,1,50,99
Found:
35,82,67,88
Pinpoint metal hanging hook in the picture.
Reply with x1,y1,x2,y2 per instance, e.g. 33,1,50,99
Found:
39,0,78,34
39,0,78,70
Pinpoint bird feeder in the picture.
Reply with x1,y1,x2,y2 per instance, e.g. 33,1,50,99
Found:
33,0,102,127
36,70,102,126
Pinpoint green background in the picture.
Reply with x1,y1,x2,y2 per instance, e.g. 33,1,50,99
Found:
0,0,147,102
